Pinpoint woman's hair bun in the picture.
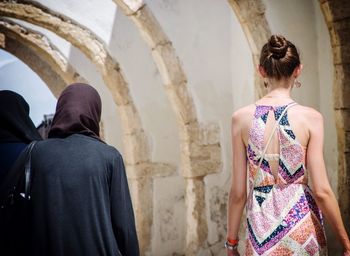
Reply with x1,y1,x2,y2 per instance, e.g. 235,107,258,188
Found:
268,35,289,59
259,34,300,80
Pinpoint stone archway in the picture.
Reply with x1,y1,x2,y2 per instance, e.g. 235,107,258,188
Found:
0,0,148,164
0,1,176,253
319,0,350,232
0,18,81,97
112,1,222,253
0,18,117,139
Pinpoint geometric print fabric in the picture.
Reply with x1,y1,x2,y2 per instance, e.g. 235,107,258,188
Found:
245,103,327,255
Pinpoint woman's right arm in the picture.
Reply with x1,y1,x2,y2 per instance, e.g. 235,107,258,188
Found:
227,111,248,255
306,110,350,254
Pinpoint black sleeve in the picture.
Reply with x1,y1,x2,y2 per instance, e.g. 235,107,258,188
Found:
110,153,139,256
0,144,31,203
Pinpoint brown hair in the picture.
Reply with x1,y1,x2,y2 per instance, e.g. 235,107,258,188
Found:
259,35,300,80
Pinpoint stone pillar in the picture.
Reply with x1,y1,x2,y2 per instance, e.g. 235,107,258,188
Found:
185,177,208,255
127,162,176,255
320,0,350,233
128,176,153,255
181,122,221,254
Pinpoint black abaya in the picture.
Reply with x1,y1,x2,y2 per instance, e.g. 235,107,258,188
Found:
30,134,139,256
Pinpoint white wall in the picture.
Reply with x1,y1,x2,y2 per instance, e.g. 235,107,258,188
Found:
35,0,117,44
146,1,254,254
263,0,320,109
107,8,180,166
34,0,181,166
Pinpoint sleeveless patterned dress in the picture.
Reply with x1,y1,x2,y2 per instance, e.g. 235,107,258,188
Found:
245,102,327,255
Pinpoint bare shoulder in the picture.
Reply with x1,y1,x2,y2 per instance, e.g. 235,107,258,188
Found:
293,105,323,118
231,104,255,142
290,104,324,127
232,104,255,124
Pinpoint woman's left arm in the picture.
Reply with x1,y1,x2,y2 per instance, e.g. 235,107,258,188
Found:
307,111,350,253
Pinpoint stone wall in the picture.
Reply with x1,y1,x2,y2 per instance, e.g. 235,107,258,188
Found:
319,0,350,235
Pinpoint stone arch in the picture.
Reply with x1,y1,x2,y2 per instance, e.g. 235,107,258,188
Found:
0,18,81,97
0,0,151,163
112,1,222,254
0,1,176,253
0,18,117,140
0,18,111,141
319,0,350,232
227,0,271,98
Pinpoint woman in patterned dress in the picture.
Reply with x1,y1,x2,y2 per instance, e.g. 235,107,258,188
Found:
226,35,350,255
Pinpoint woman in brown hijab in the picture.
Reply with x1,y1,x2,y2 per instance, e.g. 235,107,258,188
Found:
29,83,139,256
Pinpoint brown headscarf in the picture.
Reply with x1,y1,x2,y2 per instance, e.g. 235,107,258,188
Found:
48,83,102,140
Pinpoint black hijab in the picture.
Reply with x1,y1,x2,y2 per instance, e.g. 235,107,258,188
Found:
48,83,102,140
0,90,42,143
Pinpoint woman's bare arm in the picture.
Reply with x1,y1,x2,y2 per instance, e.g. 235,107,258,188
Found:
307,110,350,252
227,111,248,247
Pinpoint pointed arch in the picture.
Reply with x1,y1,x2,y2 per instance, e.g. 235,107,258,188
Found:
0,18,81,97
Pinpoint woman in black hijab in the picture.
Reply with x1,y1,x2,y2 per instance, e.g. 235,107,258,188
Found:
0,90,42,181
29,83,139,256
0,90,42,256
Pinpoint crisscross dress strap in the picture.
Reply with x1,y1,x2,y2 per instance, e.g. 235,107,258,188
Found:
257,102,297,170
